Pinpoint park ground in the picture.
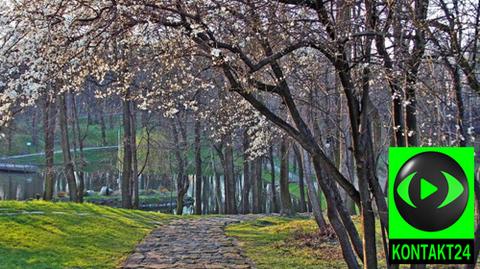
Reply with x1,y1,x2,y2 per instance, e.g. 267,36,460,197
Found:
1,201,471,268
0,201,351,269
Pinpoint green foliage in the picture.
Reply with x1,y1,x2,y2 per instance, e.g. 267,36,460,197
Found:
0,201,176,269
135,128,171,175
289,183,301,199
185,147,216,176
226,216,346,269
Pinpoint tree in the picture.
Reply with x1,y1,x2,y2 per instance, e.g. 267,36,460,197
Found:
58,91,79,202
293,144,307,212
214,135,238,215
5,1,480,267
121,88,133,209
269,146,279,213
251,156,263,214
279,137,293,216
194,120,202,215
171,118,189,215
42,94,56,201
241,130,251,214
427,2,480,266
70,92,86,202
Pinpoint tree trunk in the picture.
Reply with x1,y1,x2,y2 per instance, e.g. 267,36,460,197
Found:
171,119,188,215
211,150,224,214
447,63,467,146
345,135,357,215
254,157,264,213
6,123,13,155
70,93,85,202
405,0,428,147
43,97,57,201
131,107,139,209
31,108,39,151
214,173,223,214
109,110,115,129
58,92,78,202
194,121,202,215
356,155,378,269
224,135,237,214
175,175,187,215
269,146,278,213
279,137,293,215
99,100,107,146
202,176,209,214
242,131,251,214
311,155,361,269
293,144,307,212
121,95,132,209
302,149,327,228
405,85,418,146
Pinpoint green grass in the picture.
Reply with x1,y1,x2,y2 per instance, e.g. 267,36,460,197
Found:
0,201,176,269
226,216,347,269
226,215,392,269
7,148,118,172
2,116,122,156
80,123,119,147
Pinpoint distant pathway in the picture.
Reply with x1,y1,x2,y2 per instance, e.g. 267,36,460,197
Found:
0,146,118,161
122,216,263,269
0,146,118,173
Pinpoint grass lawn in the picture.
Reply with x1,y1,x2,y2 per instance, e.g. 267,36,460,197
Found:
0,201,176,269
226,215,393,269
226,216,348,268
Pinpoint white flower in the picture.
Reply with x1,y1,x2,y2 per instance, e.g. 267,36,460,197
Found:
467,126,475,135
211,48,222,58
164,107,179,118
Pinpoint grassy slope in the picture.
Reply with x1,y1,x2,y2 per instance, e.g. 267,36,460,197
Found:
226,216,389,269
2,116,121,157
0,201,175,269
226,216,345,269
10,148,118,172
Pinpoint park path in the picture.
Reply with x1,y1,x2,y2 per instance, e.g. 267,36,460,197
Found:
0,145,118,160
122,216,262,269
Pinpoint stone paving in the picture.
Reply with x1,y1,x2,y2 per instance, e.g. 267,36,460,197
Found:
122,215,263,269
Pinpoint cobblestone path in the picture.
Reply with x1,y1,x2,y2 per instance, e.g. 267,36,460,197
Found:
122,216,261,269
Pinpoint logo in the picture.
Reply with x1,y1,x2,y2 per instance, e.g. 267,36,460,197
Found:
389,147,474,264
394,151,468,231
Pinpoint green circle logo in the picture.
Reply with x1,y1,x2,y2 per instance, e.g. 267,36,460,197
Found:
394,151,468,231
